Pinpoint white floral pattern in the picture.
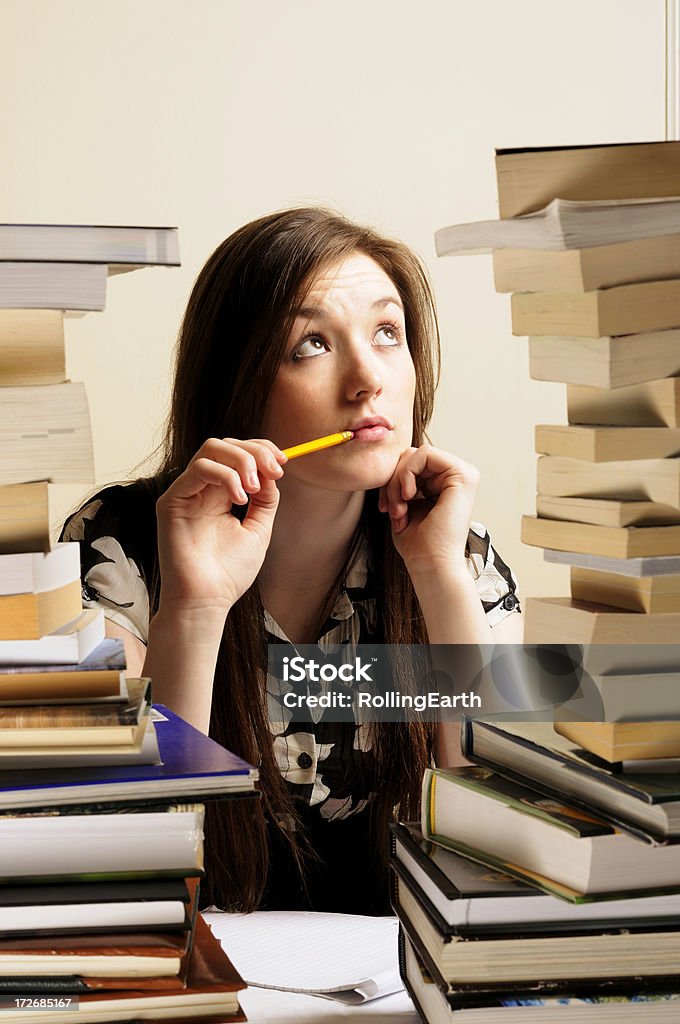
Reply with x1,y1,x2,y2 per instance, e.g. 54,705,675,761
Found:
271,731,335,805
62,489,521,823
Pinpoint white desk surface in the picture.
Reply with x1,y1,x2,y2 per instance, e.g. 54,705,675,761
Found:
240,986,419,1022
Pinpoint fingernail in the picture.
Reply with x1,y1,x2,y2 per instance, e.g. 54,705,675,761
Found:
247,471,259,488
237,488,248,503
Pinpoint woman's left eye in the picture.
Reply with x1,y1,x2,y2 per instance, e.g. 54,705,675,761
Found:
376,323,402,345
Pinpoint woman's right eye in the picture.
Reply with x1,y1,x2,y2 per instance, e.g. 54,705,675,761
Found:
292,336,328,360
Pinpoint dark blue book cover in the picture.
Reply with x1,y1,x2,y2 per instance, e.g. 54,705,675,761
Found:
0,705,258,810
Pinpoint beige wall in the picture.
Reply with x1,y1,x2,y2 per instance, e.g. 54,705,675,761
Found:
2,0,666,599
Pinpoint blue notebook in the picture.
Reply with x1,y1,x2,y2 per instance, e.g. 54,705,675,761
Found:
0,705,258,810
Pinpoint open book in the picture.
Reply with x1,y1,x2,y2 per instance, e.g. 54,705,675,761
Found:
202,910,403,1004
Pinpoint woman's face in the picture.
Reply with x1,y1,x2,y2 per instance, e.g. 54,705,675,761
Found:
260,252,417,492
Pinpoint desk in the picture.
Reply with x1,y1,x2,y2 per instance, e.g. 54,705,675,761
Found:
239,986,419,1022
203,911,420,1023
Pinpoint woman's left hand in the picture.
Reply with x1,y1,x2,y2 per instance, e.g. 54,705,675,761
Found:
378,444,480,582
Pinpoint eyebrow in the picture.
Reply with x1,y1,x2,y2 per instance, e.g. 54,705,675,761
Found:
294,296,404,319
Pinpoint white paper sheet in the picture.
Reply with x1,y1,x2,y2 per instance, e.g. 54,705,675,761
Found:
202,910,405,1004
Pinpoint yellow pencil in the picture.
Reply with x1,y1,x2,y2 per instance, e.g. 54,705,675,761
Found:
282,431,354,460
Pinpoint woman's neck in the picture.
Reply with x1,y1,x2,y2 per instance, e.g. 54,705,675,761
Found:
258,480,365,643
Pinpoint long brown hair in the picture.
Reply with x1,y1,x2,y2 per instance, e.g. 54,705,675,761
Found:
147,207,441,910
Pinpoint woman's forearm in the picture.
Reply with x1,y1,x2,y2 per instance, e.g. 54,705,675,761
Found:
142,601,229,734
411,568,492,644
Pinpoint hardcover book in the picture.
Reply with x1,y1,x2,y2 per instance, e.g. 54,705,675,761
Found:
395,861,680,981
390,821,680,933
461,717,680,843
0,704,258,809
0,915,245,1023
421,765,680,900
400,927,680,1021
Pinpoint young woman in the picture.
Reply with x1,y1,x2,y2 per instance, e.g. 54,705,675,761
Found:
61,207,522,915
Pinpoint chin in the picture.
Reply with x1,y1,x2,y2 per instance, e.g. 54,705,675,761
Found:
333,454,400,492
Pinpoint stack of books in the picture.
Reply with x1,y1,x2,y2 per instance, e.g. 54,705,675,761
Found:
435,140,680,774
0,227,253,1021
392,738,680,1022
0,223,182,767
0,704,258,1023
399,141,680,1022
0,224,179,490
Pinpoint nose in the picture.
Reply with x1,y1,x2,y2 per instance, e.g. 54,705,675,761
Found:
342,344,383,401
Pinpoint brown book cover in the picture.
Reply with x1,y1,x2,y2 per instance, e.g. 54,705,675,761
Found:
0,679,148,731
0,877,197,977
72,879,200,992
73,915,246,1015
0,927,189,958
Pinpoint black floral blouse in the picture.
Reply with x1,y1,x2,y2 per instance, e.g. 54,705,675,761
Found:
61,482,520,914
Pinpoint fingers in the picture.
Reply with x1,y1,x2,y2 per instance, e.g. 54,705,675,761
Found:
158,437,287,516
162,457,250,508
187,437,286,495
380,445,480,532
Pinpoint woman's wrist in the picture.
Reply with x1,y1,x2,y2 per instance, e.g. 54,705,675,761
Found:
411,565,492,645
152,596,232,638
407,557,471,597
144,600,231,735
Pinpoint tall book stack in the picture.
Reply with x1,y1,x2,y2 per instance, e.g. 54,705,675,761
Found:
390,719,680,1023
400,141,680,1022
0,227,252,1022
435,141,680,767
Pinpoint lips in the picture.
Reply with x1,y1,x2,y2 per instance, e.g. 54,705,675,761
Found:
348,416,393,432
347,416,393,443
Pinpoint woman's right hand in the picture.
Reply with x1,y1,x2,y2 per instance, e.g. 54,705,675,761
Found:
154,437,287,613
